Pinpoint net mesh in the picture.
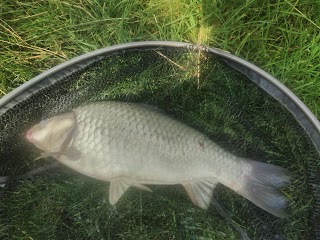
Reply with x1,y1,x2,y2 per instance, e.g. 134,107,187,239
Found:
0,46,319,239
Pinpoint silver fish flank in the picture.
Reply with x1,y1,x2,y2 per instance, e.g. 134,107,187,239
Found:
26,101,292,218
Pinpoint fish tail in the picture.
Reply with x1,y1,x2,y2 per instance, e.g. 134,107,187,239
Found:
235,159,292,218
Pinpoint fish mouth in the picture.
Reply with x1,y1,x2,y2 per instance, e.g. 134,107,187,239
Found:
26,130,33,142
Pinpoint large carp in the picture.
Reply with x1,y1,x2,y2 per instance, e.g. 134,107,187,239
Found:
26,101,292,217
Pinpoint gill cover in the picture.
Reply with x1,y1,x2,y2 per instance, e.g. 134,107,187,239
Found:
27,112,77,154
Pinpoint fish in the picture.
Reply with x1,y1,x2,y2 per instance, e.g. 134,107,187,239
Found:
26,101,292,218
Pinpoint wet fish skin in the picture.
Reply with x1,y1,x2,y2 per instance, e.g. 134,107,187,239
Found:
26,101,292,217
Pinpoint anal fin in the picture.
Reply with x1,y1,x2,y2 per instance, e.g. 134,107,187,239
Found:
109,178,131,205
182,179,218,210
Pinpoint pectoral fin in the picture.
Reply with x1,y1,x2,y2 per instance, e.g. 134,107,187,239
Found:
61,147,81,161
35,151,60,160
109,178,131,205
182,179,218,210
35,152,51,161
35,147,81,162
109,179,152,205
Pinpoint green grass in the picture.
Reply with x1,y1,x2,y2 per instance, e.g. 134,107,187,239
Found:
0,0,319,239
0,0,319,118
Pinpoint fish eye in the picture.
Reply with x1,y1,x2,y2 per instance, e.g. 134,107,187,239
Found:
40,119,48,127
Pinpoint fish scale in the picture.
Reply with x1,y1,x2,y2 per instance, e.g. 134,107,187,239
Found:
66,102,227,182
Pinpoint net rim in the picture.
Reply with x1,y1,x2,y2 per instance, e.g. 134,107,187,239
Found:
0,40,319,153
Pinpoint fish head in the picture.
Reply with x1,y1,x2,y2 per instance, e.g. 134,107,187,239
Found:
26,112,77,154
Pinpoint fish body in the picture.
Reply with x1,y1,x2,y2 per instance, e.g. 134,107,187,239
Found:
27,101,292,217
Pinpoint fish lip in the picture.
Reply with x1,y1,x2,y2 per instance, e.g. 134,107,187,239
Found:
26,129,33,142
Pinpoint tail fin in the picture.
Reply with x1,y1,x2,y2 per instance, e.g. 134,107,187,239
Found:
236,160,292,218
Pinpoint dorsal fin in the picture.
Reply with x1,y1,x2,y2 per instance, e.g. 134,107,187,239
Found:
136,103,167,114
